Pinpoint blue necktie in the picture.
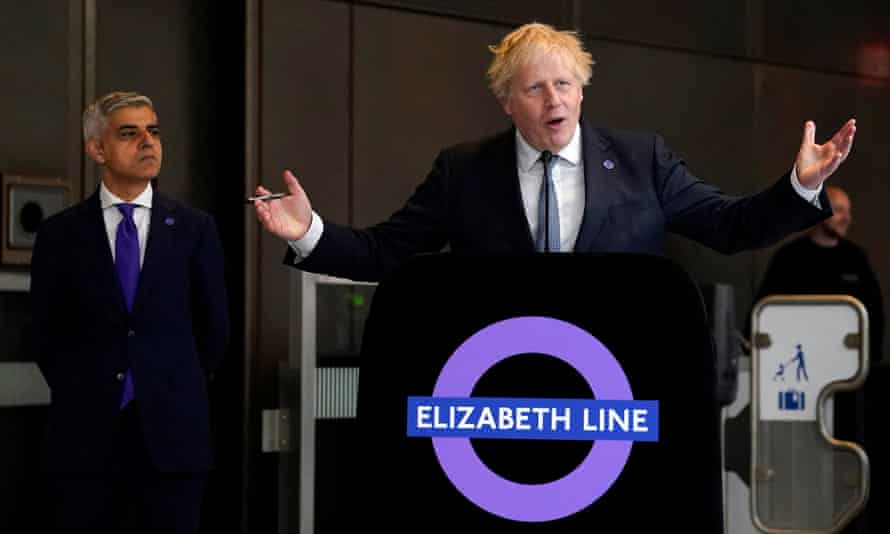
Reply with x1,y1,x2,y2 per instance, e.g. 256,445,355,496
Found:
535,152,560,252
115,203,139,409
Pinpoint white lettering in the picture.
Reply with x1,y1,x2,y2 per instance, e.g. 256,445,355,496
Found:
477,407,496,430
633,409,648,432
531,407,549,430
417,406,432,428
515,407,531,430
552,407,571,431
498,407,514,430
457,406,474,430
419,403,644,434
433,406,448,429
582,408,597,431
609,409,630,432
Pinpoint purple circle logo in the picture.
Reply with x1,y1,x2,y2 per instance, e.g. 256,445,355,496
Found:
430,316,634,522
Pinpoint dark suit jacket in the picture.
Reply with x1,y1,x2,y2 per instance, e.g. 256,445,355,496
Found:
30,190,229,473
288,120,831,281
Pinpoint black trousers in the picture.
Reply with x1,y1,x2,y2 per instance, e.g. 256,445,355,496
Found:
47,403,207,534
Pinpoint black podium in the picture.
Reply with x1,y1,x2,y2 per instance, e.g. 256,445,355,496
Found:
346,254,723,532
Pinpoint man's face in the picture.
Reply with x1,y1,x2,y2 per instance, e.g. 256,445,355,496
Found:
88,105,162,183
501,51,583,153
823,188,852,239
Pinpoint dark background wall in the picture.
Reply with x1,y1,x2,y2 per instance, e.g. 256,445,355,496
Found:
0,3,78,532
1,1,888,533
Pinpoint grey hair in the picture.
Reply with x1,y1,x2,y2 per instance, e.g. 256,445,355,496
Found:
82,92,154,141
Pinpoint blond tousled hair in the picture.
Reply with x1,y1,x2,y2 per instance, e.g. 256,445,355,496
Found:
487,23,594,101
82,91,154,141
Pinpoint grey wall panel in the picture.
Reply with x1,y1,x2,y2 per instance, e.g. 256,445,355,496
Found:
263,0,351,224
579,0,751,58
339,0,572,27
751,65,890,360
579,1,890,82
760,1,890,80
95,0,198,202
260,0,351,368
580,39,760,323
254,2,351,532
0,6,70,531
0,2,70,178
352,5,511,228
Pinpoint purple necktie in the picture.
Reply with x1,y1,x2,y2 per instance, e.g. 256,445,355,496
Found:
115,203,139,409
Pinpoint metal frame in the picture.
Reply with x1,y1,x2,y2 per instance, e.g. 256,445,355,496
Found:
285,270,375,534
750,294,870,534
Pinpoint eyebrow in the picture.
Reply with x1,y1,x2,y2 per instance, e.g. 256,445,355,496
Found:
117,123,160,132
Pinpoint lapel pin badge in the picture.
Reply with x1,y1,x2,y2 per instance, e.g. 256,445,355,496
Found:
602,159,615,170
165,217,175,226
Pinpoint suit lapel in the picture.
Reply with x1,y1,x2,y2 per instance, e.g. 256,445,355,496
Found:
482,129,536,252
133,193,177,316
573,122,618,252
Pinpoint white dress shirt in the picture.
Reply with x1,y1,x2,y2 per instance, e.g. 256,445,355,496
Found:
515,125,585,251
100,181,152,268
288,125,822,258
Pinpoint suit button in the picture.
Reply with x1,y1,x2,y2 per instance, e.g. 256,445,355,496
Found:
116,372,126,381
128,329,135,337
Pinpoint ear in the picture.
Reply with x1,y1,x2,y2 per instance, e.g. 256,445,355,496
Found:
85,138,105,165
500,95,513,117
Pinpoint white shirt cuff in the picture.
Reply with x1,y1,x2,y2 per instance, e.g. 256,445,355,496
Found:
790,166,822,209
287,211,324,263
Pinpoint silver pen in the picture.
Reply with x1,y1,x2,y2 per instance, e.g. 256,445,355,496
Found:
246,192,291,204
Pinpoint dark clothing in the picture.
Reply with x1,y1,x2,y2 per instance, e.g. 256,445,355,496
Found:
30,189,230,533
756,236,884,361
288,121,831,281
48,403,206,534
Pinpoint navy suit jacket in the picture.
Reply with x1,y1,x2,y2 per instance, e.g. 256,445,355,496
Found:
31,189,229,473
288,121,831,281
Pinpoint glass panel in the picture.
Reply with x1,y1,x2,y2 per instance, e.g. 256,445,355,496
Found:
754,421,867,530
316,284,375,365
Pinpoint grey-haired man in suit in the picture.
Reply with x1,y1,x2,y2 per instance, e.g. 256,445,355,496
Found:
31,91,229,534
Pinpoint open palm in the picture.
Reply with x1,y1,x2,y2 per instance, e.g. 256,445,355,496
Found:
795,119,856,190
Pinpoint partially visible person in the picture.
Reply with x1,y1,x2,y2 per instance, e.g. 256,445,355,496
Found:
755,185,884,362
30,91,230,534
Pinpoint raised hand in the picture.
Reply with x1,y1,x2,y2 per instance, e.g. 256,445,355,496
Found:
795,119,856,190
253,170,313,241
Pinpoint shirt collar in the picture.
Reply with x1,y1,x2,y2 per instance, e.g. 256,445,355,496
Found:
100,181,153,210
515,122,582,172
